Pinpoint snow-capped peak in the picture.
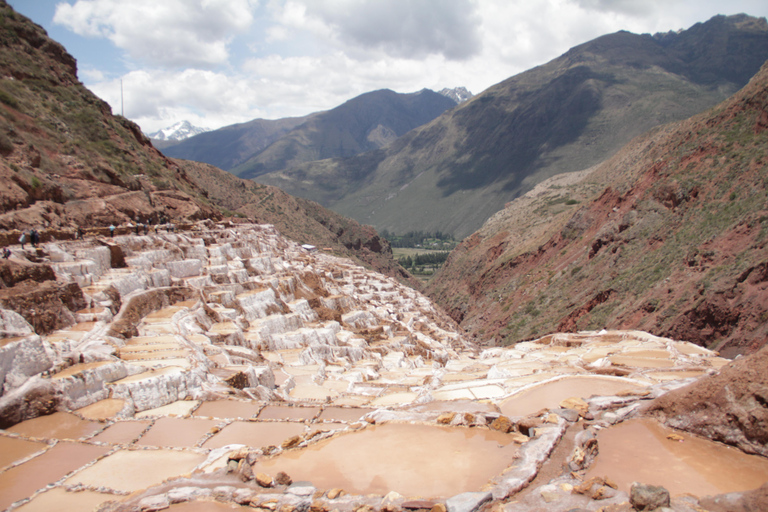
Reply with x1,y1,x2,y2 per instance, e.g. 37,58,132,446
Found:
438,87,473,104
148,120,210,141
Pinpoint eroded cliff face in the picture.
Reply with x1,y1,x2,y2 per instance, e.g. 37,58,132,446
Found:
428,60,768,357
0,221,766,511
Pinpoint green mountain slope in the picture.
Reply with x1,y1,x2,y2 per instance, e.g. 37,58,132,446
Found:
257,15,768,239
427,58,768,357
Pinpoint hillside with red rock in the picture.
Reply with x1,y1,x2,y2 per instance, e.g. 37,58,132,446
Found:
428,59,768,357
0,2,400,281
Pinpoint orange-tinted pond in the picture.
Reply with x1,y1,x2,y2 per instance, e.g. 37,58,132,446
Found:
6,412,103,440
0,442,109,510
500,376,644,417
586,419,768,496
137,417,219,448
252,423,519,497
257,405,320,421
194,400,263,419
203,421,306,450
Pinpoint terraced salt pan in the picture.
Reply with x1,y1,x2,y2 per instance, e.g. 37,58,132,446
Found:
500,375,646,417
76,398,126,420
317,407,374,422
0,436,49,470
289,384,340,400
112,366,186,385
193,400,263,419
0,225,742,510
12,487,114,512
370,391,419,407
253,423,520,497
135,400,200,418
90,420,151,445
48,361,112,380
128,357,192,369
0,442,110,510
257,405,320,421
7,411,103,440
646,370,708,381
65,448,207,492
137,417,220,448
203,421,307,450
587,418,768,496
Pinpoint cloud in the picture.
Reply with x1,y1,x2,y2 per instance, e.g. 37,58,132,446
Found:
571,0,665,17
53,0,257,68
275,0,483,60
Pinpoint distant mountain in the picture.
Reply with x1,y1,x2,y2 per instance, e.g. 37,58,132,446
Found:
230,88,457,180
256,14,768,239
159,115,314,171
428,58,768,357
148,120,210,142
438,87,473,103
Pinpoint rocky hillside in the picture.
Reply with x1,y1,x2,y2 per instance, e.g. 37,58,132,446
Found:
428,58,768,358
257,15,768,239
0,2,402,281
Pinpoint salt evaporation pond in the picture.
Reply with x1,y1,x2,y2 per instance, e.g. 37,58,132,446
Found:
587,418,768,496
499,375,645,417
253,423,519,497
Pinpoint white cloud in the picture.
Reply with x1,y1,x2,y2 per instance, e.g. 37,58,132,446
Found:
293,0,483,60
53,0,768,134
53,0,258,68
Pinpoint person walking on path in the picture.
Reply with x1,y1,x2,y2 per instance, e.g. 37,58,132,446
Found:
19,232,26,250
109,224,115,238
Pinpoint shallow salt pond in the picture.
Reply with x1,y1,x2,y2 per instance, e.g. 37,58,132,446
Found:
6,411,103,440
90,420,151,445
136,417,220,448
12,487,114,512
587,418,768,496
193,400,263,419
499,375,645,417
252,423,519,497
76,398,126,420
0,442,109,510
0,436,49,470
257,405,320,421
65,448,206,492
203,421,306,450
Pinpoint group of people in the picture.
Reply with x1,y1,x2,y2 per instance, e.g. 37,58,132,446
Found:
18,229,40,250
107,216,176,238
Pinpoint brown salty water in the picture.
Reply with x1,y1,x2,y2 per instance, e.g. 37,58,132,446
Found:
586,418,768,495
253,423,519,497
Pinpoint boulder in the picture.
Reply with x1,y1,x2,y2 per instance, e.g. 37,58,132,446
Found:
629,483,670,511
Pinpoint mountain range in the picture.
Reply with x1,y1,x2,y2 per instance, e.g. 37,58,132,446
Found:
161,88,459,177
254,14,768,239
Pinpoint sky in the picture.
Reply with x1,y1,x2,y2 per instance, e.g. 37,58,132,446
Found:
8,0,768,135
